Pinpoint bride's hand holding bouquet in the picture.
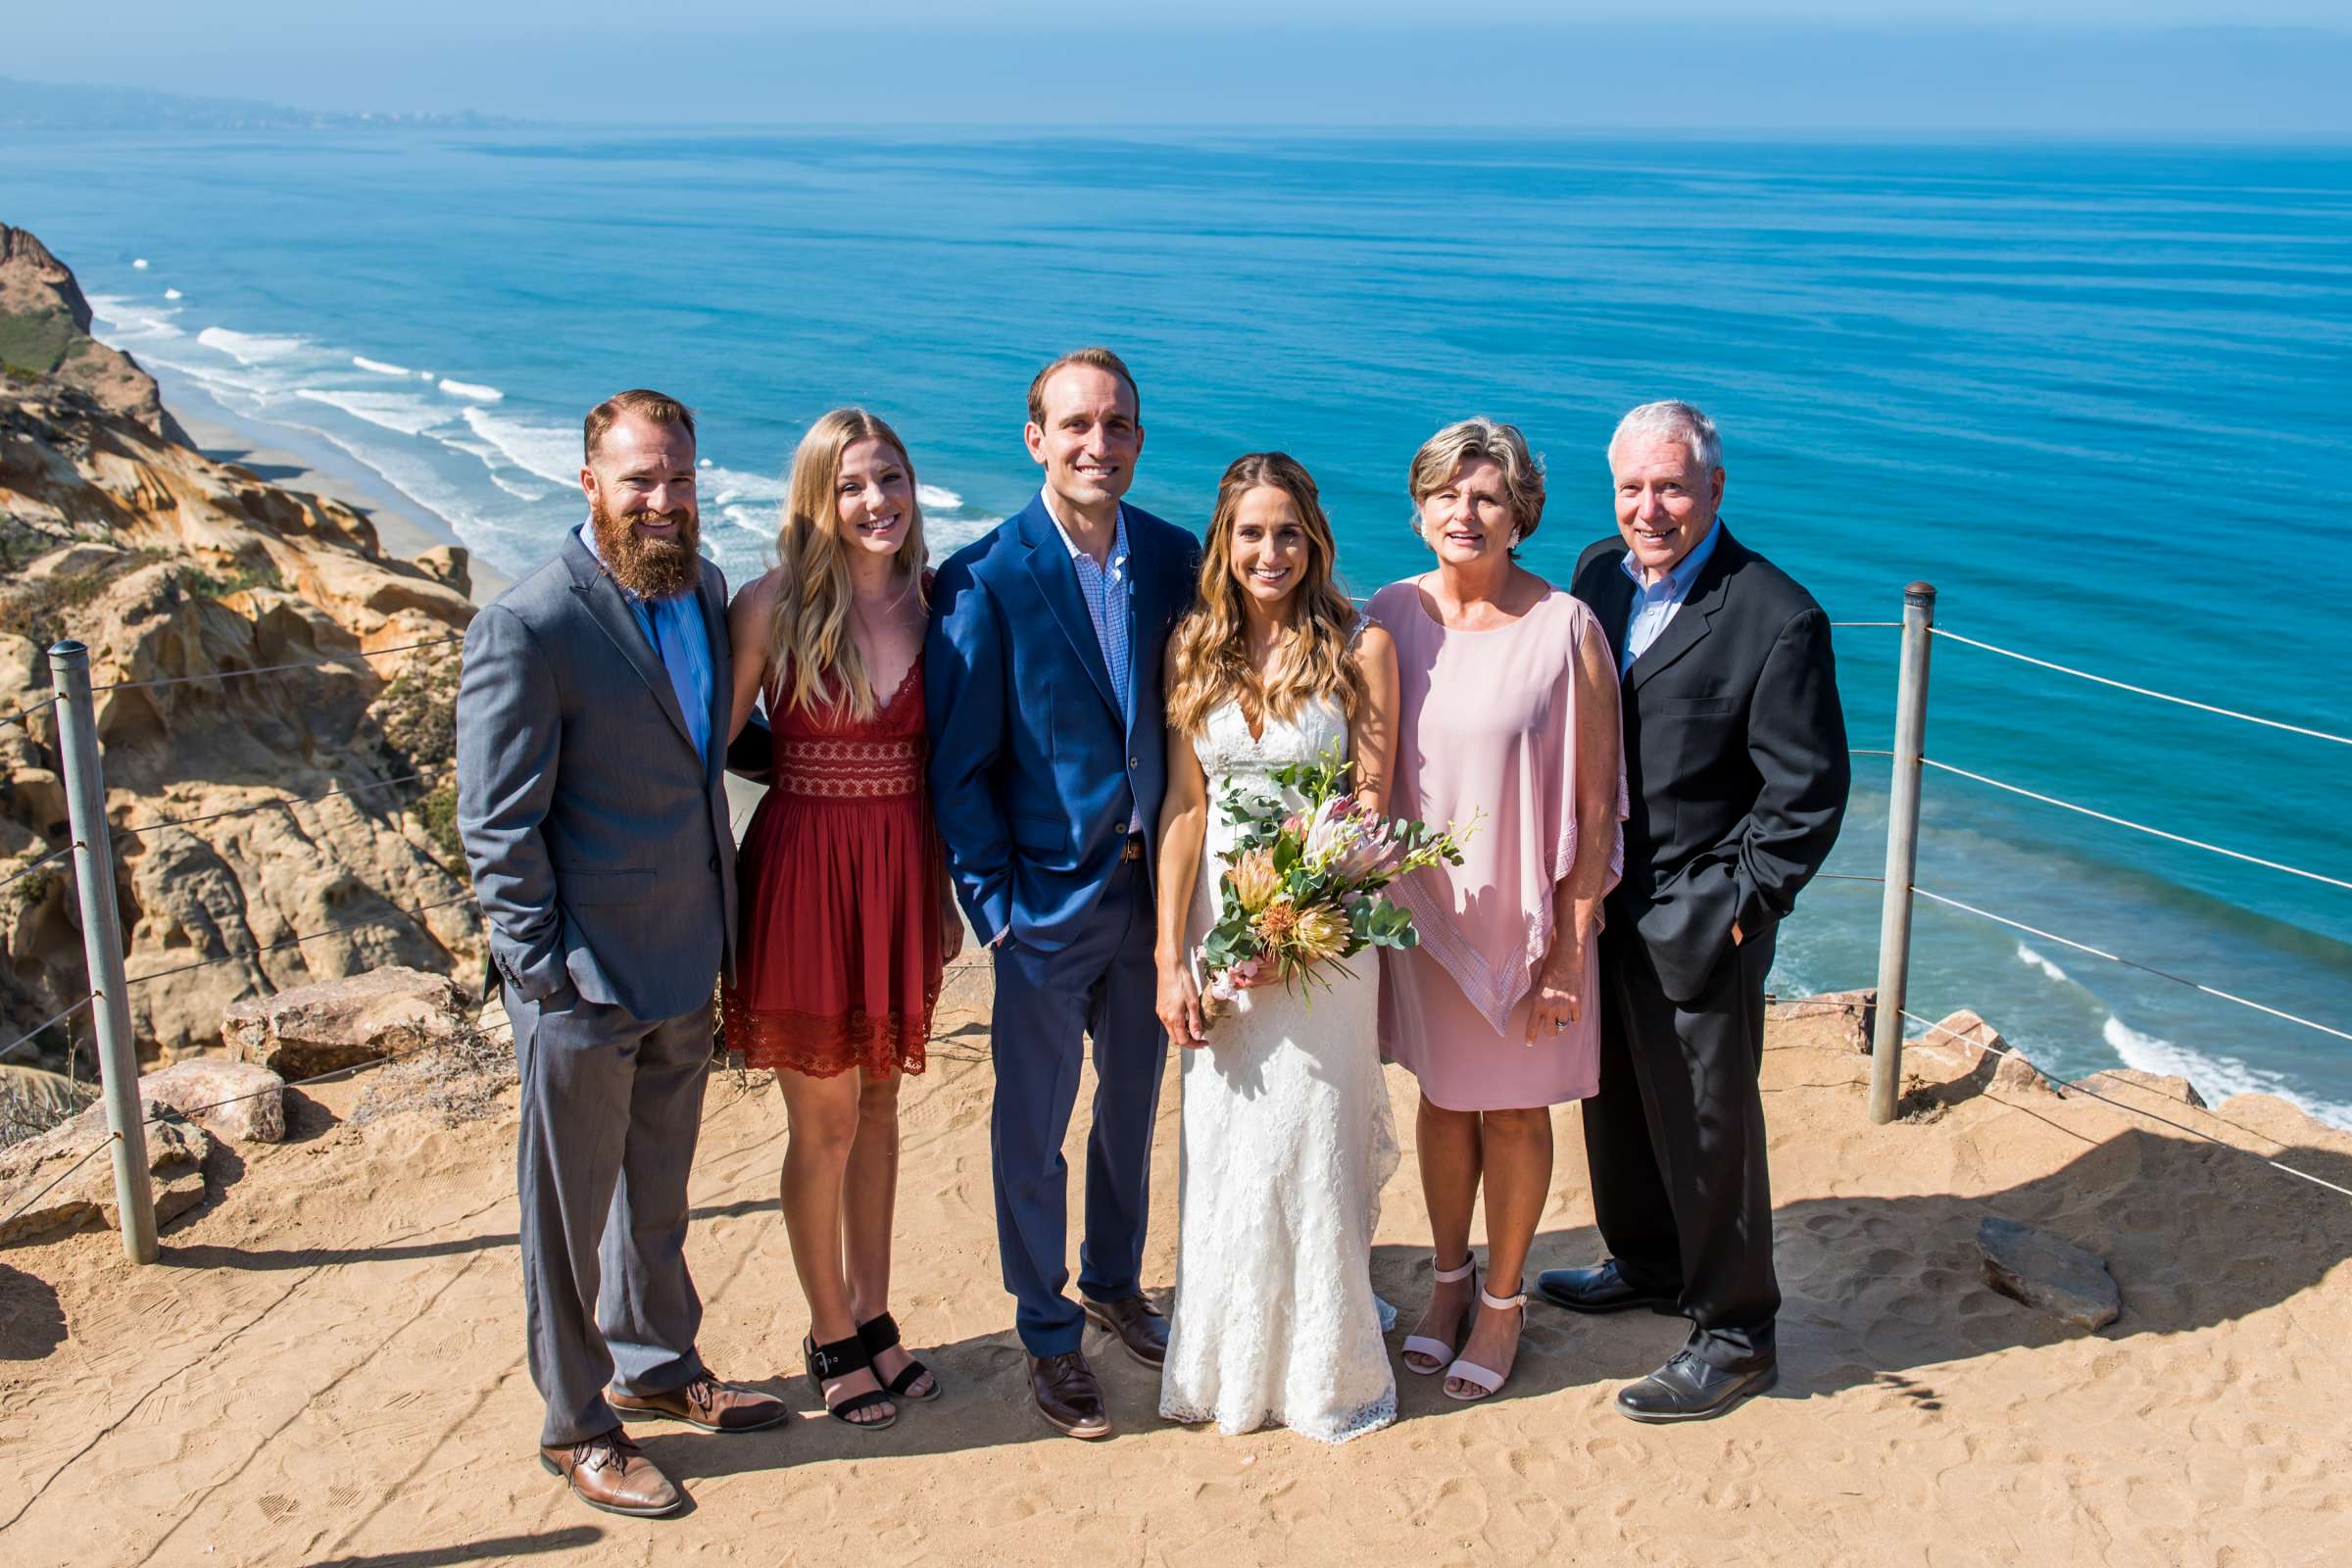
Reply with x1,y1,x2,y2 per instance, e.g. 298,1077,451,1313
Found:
1195,748,1473,1028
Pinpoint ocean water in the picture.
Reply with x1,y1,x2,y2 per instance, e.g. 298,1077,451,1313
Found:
6,129,2348,1127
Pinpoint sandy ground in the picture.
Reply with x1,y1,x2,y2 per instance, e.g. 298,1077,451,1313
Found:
2,989,2348,1568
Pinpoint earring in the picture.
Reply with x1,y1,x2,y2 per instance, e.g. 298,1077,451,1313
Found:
1509,527,1524,549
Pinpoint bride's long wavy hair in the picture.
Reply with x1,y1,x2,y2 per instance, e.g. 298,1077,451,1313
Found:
1166,452,1365,737
770,408,929,720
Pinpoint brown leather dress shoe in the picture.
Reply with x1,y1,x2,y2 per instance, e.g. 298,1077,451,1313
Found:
1029,1350,1112,1440
609,1370,791,1433
1081,1293,1169,1368
539,1427,682,1518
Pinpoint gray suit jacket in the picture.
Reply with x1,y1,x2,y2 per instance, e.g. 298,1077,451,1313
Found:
456,531,737,1022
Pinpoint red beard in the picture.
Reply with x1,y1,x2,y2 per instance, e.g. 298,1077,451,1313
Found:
590,497,703,599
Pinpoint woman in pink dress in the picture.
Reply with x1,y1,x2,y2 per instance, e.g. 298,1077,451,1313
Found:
1370,417,1625,1402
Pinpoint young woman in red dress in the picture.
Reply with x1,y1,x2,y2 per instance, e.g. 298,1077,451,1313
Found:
723,408,959,1430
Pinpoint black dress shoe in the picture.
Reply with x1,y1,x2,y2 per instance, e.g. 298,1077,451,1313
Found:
1615,1350,1778,1423
1029,1350,1111,1440
1534,1260,1680,1315
1080,1293,1169,1368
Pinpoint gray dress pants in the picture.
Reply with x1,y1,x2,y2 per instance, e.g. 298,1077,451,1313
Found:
508,984,712,1447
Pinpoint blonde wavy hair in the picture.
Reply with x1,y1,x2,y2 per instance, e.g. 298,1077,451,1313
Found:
1166,452,1365,737
770,408,929,720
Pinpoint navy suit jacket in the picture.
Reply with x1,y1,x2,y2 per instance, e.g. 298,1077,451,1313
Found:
925,493,1200,951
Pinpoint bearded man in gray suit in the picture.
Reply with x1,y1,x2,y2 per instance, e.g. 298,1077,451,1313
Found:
458,389,786,1520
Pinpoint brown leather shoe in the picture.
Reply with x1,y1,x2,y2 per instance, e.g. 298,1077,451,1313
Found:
539,1427,682,1518
609,1370,791,1433
1029,1350,1112,1440
1081,1293,1169,1368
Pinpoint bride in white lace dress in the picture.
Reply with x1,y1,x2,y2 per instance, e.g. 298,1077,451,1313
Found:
1152,454,1403,1445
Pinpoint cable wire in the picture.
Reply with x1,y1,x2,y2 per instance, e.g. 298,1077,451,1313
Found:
1896,1007,2352,1200
0,694,60,730
0,842,78,894
116,772,441,838
1933,627,2352,747
1921,757,2351,892
0,1132,120,1229
0,993,95,1063
1908,884,2351,1045
124,895,477,988
84,635,464,696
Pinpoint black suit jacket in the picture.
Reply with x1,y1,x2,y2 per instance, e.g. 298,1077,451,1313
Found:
1571,525,1849,1003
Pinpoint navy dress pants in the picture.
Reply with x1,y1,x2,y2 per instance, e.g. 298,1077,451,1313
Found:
988,861,1168,1357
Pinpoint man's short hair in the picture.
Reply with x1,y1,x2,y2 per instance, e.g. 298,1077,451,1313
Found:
585,388,697,463
1026,347,1141,428
1607,400,1722,472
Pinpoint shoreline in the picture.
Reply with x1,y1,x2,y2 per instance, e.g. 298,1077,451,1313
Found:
147,361,511,605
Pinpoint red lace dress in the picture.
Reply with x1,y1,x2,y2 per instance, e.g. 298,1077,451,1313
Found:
722,658,948,1078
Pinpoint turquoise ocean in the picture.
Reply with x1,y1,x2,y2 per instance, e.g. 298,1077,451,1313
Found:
6,130,2347,1124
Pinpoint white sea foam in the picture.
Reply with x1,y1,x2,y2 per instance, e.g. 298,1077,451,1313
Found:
163,288,183,301
85,294,184,343
293,387,450,438
353,355,412,376
439,377,504,402
461,407,579,486
196,326,311,366
928,515,1002,553
2015,942,2070,985
131,258,149,270
703,465,783,507
444,434,553,502
2100,1013,2352,1130
919,483,962,511
418,370,436,382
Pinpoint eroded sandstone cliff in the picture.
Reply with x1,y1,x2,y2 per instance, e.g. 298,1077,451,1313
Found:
2,225,482,1068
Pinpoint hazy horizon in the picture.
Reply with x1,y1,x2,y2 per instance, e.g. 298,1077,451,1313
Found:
5,15,2350,136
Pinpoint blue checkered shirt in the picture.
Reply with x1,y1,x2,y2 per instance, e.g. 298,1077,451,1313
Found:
1054,506,1138,829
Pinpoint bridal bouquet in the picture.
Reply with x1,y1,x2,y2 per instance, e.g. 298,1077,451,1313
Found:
1197,748,1472,1023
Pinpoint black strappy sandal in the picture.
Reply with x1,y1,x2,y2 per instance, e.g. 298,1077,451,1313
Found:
857,1311,942,1401
802,1332,898,1430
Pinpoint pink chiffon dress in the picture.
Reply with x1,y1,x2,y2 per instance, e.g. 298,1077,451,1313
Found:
1369,580,1627,1111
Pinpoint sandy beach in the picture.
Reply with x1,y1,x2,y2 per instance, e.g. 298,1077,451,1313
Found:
152,366,511,604
2,992,2345,1566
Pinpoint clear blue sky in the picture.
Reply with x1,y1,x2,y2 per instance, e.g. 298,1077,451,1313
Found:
10,3,2350,133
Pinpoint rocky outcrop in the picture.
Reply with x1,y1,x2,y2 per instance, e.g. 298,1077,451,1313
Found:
1912,1008,2057,1100
137,1057,285,1143
222,966,468,1079
1,227,479,1071
1768,987,1876,1054
1978,1215,2122,1331
0,223,188,444
0,1104,211,1245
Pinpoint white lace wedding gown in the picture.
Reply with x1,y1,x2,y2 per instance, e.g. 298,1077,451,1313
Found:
1158,693,1401,1445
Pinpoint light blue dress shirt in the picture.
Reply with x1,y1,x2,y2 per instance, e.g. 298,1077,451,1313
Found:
578,519,713,764
1051,503,1139,831
1055,505,1133,727
1619,516,1724,673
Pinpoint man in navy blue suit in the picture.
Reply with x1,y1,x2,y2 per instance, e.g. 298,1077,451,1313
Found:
925,348,1200,1440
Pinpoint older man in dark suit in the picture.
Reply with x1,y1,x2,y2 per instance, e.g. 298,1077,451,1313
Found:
1539,400,1849,1423
459,389,786,1518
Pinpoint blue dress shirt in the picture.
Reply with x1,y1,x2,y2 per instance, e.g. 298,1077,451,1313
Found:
578,519,713,763
1619,516,1724,673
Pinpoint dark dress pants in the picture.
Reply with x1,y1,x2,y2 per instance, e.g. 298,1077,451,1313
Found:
510,984,712,1447
1582,919,1780,1372
988,860,1167,1357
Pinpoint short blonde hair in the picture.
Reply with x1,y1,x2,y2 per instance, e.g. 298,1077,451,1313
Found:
1407,416,1546,541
